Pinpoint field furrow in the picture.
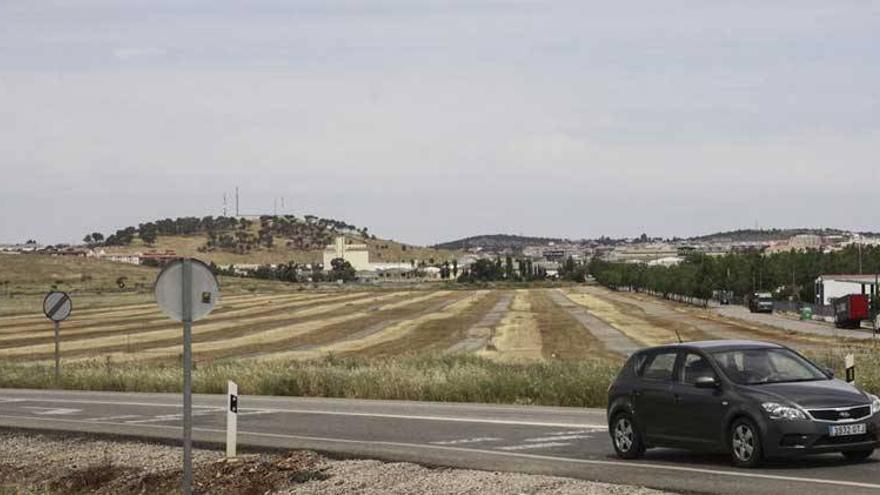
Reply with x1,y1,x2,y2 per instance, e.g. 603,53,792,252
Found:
476,290,542,362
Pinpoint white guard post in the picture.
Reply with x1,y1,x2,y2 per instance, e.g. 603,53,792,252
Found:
227,380,238,458
845,354,855,383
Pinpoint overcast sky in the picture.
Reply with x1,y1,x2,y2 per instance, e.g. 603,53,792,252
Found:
2,1,878,245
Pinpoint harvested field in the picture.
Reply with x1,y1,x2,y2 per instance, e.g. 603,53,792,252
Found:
1,283,879,402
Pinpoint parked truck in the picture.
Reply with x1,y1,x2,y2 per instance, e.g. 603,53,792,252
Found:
833,294,870,329
746,292,774,313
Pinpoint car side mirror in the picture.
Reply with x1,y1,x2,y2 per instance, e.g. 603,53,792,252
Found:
823,368,834,379
694,376,720,389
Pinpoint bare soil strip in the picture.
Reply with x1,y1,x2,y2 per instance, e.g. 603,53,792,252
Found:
225,291,468,361
0,292,371,348
447,291,514,354
62,291,450,363
351,291,503,358
264,291,490,361
476,290,543,362
531,289,623,361
545,290,641,356
0,292,410,361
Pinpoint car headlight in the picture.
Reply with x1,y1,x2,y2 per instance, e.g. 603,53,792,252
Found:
870,394,880,415
762,402,807,420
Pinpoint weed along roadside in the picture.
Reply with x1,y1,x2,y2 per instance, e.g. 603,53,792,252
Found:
0,354,620,407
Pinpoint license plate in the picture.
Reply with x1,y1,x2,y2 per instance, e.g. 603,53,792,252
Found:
828,423,866,437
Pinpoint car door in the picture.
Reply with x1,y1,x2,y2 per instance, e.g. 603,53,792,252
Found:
670,351,726,445
633,350,679,441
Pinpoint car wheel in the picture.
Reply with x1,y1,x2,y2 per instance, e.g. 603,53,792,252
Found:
611,412,644,459
730,418,763,468
842,449,874,462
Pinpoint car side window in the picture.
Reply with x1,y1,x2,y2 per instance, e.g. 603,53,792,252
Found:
679,352,717,385
639,351,677,381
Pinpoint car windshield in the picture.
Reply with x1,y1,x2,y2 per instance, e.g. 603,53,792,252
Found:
711,348,827,385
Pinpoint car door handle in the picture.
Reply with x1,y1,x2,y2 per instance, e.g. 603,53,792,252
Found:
673,394,681,403
633,390,642,397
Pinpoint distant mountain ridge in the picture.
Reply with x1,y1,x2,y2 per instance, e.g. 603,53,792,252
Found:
434,234,568,251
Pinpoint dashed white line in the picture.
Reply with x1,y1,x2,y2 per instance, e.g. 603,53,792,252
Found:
525,434,591,442
86,415,142,422
430,437,501,445
497,442,571,451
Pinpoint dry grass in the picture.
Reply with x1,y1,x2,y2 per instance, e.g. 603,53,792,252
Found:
478,290,543,363
530,289,620,362
562,289,679,347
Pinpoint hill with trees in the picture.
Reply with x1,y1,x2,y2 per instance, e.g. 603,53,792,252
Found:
434,234,568,251
87,215,455,266
687,228,865,243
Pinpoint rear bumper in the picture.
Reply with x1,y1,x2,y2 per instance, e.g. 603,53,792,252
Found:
763,413,880,456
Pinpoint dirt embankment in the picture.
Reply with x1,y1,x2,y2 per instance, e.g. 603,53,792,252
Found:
0,432,670,495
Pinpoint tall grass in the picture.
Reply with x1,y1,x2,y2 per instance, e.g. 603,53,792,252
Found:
0,354,620,408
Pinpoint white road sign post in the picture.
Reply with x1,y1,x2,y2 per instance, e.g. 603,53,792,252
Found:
155,258,219,495
43,291,72,383
845,354,855,384
227,380,238,458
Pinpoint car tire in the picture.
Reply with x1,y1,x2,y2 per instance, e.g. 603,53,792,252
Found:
611,412,645,459
841,449,874,462
729,417,763,468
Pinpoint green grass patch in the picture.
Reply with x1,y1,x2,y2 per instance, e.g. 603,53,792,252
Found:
0,354,619,408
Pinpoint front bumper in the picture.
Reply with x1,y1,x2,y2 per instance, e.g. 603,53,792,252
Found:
762,412,880,456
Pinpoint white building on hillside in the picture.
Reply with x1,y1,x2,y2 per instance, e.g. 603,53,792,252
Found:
323,236,371,271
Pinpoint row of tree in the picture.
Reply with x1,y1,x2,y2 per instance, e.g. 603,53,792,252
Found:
209,258,358,283
589,245,880,303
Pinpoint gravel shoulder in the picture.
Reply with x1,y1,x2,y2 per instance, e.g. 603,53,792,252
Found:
0,432,671,495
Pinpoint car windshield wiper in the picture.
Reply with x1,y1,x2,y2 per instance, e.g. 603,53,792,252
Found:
758,377,825,384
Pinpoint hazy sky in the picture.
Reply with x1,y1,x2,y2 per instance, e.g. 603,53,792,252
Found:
2,1,878,245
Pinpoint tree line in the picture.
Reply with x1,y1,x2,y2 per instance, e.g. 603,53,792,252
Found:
589,245,880,304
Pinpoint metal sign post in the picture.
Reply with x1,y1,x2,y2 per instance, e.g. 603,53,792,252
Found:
227,380,238,458
42,291,72,383
155,258,219,495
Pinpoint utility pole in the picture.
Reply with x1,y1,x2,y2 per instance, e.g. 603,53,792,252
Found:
223,193,227,217
235,186,240,217
858,240,863,274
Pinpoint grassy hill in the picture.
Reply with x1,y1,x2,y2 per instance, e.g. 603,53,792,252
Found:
687,228,861,243
96,215,456,266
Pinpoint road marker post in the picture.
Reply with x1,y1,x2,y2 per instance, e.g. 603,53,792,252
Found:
42,291,72,383
844,354,855,383
227,380,238,458
155,258,219,495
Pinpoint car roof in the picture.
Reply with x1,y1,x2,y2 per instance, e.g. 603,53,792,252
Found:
638,340,784,354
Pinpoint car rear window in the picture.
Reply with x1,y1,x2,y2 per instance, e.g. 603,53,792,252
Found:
639,351,677,381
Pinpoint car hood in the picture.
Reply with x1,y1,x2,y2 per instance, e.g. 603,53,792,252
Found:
740,379,870,408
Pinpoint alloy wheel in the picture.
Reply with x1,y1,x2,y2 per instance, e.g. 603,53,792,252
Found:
732,424,755,461
614,417,634,453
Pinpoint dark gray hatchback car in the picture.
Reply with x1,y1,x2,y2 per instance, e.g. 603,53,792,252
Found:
607,340,880,467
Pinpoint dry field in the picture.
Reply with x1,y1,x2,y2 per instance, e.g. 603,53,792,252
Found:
2,283,873,367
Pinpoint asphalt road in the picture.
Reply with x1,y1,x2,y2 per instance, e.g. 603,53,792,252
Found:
0,389,878,495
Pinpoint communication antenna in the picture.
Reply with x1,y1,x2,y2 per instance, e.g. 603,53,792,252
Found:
235,186,240,217
222,193,228,217
674,329,684,343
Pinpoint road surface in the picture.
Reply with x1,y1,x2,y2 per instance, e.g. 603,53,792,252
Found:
0,390,878,494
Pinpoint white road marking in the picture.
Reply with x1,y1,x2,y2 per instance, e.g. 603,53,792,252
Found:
546,429,596,435
525,434,591,442
86,415,142,422
0,399,27,404
497,442,571,451
125,408,224,424
0,398,602,429
2,414,880,491
430,437,501,445
21,407,81,416
236,410,278,418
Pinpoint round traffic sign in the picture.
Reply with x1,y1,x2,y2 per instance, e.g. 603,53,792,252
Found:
43,291,72,322
155,259,220,322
